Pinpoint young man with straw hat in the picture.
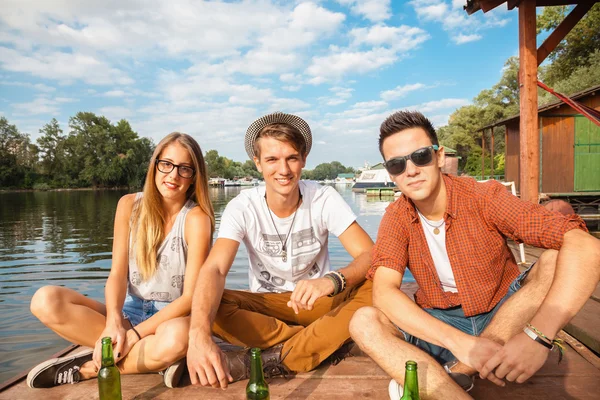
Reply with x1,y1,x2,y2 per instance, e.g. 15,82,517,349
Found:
183,112,374,389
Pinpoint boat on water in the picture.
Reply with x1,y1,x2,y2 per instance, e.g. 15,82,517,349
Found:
352,163,395,193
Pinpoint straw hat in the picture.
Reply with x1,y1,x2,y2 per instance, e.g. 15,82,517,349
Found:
244,112,312,159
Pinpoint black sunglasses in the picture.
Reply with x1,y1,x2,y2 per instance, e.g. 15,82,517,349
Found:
155,159,196,179
383,145,439,176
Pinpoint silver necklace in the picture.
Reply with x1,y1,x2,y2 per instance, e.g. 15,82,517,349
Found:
417,210,445,235
265,190,302,262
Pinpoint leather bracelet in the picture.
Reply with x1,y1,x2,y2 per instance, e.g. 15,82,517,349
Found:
131,326,142,341
329,270,347,293
523,327,553,350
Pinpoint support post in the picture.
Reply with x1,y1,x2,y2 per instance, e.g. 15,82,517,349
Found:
518,0,539,203
481,130,485,179
491,127,495,177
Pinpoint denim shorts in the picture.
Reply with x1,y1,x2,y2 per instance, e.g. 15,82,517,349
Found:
121,293,170,327
399,264,534,365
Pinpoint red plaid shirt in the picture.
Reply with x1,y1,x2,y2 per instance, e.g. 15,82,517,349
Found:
367,174,587,317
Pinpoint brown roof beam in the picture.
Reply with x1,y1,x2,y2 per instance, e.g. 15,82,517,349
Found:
537,3,594,66
508,0,522,10
536,0,596,6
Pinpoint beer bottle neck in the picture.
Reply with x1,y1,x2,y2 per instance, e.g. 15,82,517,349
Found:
403,370,419,399
249,354,265,383
101,341,116,368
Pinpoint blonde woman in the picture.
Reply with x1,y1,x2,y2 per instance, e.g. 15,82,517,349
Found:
27,132,214,389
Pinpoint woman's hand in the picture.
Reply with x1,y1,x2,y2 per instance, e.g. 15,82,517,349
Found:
115,329,141,364
92,321,128,370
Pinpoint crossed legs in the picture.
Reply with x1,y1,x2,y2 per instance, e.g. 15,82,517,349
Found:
30,285,188,379
350,249,558,399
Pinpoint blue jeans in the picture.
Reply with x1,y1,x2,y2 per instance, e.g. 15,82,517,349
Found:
400,264,533,365
121,293,170,327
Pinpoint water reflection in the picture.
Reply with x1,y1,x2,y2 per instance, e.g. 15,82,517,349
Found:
0,185,396,383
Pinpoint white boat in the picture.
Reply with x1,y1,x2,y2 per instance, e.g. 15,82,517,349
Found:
352,165,395,193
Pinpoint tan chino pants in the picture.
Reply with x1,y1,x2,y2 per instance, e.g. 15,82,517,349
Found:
213,279,373,372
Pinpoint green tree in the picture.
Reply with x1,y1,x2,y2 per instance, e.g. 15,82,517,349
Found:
537,4,600,86
0,117,33,187
37,118,65,177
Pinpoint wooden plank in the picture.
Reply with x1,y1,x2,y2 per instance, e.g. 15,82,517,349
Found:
559,331,600,370
537,3,594,66
0,344,79,392
564,297,600,355
518,0,540,203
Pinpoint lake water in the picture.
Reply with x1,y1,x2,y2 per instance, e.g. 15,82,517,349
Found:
0,184,401,383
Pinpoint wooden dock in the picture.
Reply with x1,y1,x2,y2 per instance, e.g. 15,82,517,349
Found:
2,244,599,399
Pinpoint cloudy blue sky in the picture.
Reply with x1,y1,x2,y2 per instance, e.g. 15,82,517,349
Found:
0,0,519,168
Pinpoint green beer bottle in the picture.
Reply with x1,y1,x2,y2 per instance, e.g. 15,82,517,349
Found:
98,337,122,400
400,360,420,400
246,348,270,400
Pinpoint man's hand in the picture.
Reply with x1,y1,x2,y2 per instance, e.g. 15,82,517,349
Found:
187,331,233,389
480,332,550,384
450,336,505,386
287,277,335,314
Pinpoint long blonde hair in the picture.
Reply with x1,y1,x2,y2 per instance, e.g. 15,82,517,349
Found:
132,132,215,281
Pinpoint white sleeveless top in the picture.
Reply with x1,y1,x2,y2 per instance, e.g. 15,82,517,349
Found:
127,193,196,301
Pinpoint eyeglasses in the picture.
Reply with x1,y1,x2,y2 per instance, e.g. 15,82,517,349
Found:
155,159,196,179
383,145,439,176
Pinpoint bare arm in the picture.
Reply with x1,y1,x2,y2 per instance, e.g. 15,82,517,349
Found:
288,221,373,313
480,229,600,383
133,207,212,338
530,229,600,338
187,238,239,389
93,194,135,367
337,221,374,287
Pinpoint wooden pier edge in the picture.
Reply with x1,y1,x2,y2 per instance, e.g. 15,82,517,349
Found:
0,344,79,392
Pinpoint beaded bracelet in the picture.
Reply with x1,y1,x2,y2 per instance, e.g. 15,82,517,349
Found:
324,274,340,296
334,271,347,292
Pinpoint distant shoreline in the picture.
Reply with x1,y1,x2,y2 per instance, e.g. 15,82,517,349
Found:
0,187,132,193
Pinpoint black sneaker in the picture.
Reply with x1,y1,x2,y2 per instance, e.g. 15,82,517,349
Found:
27,349,93,388
443,360,475,392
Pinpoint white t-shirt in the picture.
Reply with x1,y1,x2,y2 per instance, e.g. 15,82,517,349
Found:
218,181,357,293
417,211,458,293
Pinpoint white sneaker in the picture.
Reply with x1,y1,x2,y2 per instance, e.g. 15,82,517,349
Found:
388,379,404,400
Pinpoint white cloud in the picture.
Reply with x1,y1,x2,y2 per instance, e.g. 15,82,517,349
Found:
0,80,55,92
409,0,508,44
307,47,398,82
283,85,301,92
0,47,133,85
103,90,128,97
337,0,392,22
381,83,429,101
98,106,133,121
318,86,354,106
12,96,62,115
452,33,482,44
350,24,430,51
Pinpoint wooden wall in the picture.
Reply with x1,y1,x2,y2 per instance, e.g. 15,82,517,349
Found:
540,116,574,193
502,90,599,194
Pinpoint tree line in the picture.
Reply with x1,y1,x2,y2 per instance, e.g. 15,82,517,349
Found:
0,113,357,190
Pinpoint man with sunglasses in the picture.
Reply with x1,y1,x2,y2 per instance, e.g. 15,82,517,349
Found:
349,110,600,399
